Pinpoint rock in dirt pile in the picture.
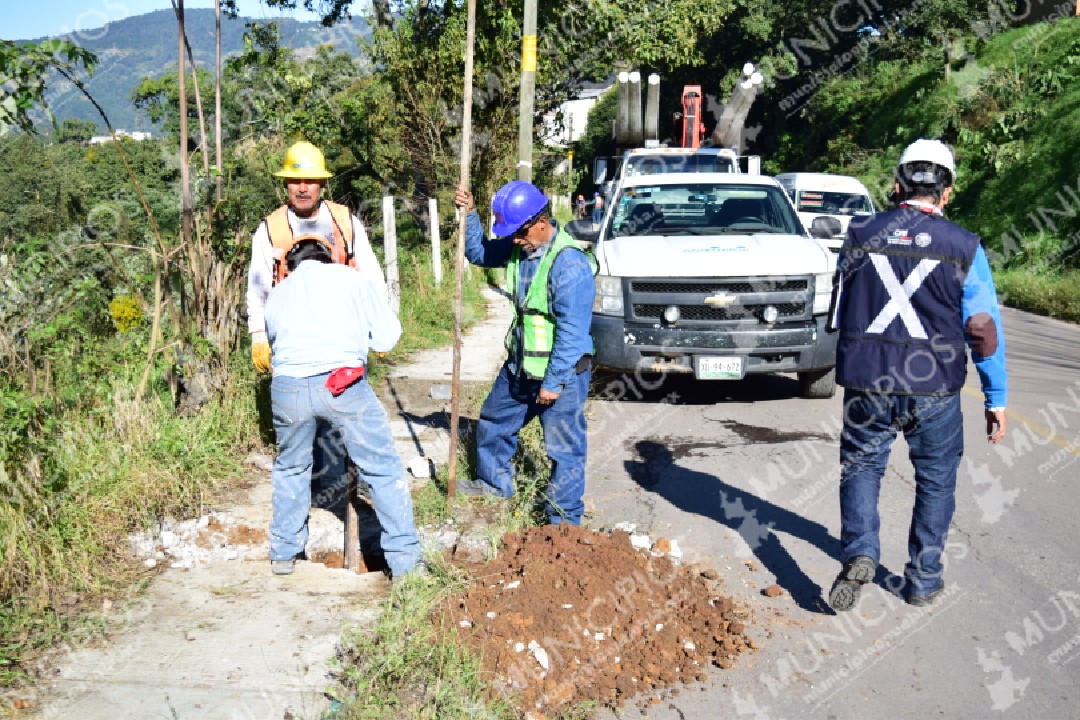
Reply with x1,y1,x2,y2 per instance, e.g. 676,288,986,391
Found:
441,524,756,715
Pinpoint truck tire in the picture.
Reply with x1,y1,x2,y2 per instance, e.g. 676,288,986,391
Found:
798,368,837,399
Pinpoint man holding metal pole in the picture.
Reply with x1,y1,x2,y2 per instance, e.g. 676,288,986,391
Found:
452,181,596,525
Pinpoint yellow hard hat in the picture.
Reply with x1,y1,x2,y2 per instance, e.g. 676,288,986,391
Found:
274,141,333,179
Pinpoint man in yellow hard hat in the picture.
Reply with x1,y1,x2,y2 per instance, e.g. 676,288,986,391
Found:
246,141,387,352
246,141,388,523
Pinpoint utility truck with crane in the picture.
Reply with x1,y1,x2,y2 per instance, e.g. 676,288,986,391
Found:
577,67,837,398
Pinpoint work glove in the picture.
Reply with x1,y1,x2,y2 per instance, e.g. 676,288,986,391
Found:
251,336,272,374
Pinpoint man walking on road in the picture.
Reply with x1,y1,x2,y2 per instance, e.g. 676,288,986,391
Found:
453,182,596,525
263,238,421,579
826,138,1008,611
246,141,388,503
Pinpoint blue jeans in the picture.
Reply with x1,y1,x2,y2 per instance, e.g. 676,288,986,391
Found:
270,373,420,576
592,207,602,224
838,389,964,596
476,364,590,524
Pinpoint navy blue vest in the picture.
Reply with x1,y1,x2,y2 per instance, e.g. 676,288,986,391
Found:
835,206,980,395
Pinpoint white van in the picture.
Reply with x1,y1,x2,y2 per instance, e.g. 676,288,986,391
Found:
775,173,876,252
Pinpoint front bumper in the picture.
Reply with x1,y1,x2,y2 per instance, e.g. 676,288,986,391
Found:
591,313,837,375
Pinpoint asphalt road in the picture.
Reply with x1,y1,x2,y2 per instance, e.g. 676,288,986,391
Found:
587,306,1080,719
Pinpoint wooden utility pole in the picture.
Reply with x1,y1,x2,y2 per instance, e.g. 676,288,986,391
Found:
214,0,223,203
516,0,537,181
447,0,478,498
175,0,193,259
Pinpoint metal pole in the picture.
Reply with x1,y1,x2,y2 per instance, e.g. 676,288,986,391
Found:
516,0,537,182
448,0,478,498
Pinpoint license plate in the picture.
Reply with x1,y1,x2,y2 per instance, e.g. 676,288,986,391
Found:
695,355,744,380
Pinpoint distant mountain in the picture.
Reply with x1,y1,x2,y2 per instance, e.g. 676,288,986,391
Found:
16,8,369,131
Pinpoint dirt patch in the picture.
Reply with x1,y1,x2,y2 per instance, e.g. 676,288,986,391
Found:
441,524,755,715
194,518,268,549
308,549,347,569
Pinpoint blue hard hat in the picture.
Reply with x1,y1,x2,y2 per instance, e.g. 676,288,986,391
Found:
491,180,549,236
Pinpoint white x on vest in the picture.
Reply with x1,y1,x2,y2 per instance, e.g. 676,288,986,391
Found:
865,254,940,338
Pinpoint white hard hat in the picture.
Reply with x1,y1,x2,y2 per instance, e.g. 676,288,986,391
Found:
899,138,955,183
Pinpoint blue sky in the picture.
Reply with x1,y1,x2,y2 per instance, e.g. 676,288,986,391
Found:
5,1,342,41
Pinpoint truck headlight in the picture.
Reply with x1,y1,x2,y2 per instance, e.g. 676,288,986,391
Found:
594,275,623,315
813,271,833,314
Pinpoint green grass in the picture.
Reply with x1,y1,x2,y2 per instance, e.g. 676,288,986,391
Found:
332,564,514,720
336,373,559,717
796,17,1080,271
0,366,256,690
996,268,1080,323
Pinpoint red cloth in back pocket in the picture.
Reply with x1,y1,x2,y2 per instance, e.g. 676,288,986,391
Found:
325,366,365,396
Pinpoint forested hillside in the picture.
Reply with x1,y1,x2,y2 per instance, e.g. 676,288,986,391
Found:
17,8,369,130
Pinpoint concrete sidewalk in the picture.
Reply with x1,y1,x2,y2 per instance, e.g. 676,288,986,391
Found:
383,285,512,482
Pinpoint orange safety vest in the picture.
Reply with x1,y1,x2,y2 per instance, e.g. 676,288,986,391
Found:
263,201,355,285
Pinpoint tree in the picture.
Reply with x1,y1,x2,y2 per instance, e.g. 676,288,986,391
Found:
131,70,214,143
0,39,96,135
57,119,98,143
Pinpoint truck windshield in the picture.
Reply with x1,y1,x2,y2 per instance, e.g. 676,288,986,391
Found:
611,183,803,237
796,190,873,214
625,154,736,177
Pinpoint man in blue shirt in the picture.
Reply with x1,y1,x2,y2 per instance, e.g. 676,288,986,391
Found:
826,139,1008,611
453,181,596,525
264,238,421,578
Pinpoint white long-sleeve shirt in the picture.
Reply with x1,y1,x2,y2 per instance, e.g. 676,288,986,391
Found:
265,260,401,378
245,203,388,335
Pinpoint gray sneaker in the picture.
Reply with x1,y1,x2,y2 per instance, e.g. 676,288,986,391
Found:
271,559,295,576
828,555,876,611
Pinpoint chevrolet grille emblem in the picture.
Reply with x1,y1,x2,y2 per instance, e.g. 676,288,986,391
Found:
703,292,737,307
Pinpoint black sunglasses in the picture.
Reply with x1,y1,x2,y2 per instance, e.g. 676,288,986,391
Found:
513,213,543,238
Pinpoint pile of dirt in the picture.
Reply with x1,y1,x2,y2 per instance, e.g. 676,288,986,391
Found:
441,524,756,716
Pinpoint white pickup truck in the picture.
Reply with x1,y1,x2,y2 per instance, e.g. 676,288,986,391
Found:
582,171,838,398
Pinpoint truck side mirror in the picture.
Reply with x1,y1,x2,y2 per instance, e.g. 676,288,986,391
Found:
810,216,843,238
566,219,601,246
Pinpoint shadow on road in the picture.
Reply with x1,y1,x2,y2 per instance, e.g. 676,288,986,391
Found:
624,439,900,615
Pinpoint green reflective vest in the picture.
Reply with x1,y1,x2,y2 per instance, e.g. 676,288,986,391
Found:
505,228,595,380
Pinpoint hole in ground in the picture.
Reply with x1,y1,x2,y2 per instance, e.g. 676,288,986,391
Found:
308,548,388,573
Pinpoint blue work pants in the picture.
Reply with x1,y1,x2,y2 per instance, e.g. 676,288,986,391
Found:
838,389,964,596
476,364,590,524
